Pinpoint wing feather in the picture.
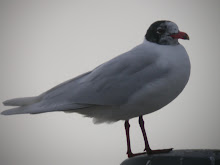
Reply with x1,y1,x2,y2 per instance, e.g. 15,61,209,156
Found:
41,43,168,106
2,42,170,115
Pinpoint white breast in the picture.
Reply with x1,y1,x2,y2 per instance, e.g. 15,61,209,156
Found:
121,44,191,119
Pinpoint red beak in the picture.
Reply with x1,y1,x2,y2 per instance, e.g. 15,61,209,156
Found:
170,31,189,40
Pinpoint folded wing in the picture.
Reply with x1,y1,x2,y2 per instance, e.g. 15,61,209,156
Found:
2,44,169,115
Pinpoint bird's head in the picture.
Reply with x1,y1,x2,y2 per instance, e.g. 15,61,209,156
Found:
145,20,189,45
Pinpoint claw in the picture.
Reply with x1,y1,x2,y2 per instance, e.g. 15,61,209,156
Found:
147,148,173,155
127,151,147,158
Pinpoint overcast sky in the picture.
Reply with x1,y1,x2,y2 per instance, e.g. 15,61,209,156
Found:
0,0,220,165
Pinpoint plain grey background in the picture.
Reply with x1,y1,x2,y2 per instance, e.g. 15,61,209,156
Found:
0,0,220,165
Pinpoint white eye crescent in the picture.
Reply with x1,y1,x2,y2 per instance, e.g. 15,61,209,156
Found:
156,28,165,34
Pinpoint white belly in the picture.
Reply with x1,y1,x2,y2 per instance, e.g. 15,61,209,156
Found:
120,49,191,120
121,71,189,119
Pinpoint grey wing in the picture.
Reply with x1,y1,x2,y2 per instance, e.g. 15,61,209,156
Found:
41,44,168,107
1,72,92,115
2,44,168,115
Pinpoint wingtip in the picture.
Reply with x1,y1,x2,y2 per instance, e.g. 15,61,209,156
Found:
1,101,12,115
2,101,8,106
1,109,19,115
1,111,8,115
3,100,15,106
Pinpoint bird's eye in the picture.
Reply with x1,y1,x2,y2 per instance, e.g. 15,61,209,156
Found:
156,28,165,34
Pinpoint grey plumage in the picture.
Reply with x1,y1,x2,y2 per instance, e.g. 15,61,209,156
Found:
3,96,42,106
1,21,190,124
2,43,168,115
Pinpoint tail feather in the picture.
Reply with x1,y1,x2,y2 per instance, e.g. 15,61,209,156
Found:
3,96,41,106
1,101,92,115
1,104,56,115
1,106,33,115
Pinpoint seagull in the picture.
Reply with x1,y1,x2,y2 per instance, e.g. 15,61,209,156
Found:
1,20,190,158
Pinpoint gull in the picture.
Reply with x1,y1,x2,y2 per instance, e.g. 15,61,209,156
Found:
1,20,190,158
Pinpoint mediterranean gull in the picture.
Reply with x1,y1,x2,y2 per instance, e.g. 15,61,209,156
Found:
1,20,190,158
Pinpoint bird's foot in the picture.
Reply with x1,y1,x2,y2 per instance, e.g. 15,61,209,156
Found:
145,148,173,155
127,151,147,158
127,148,173,158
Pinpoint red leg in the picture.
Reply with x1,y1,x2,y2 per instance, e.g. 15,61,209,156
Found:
138,116,151,153
125,120,132,157
124,120,147,158
139,115,173,154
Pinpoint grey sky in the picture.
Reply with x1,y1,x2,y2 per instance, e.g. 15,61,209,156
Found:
0,0,220,165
